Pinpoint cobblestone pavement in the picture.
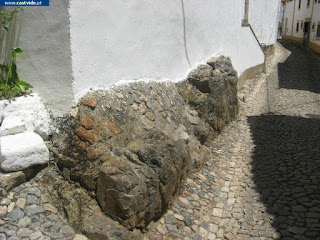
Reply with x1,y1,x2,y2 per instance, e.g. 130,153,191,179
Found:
0,180,87,240
144,41,320,240
1,40,320,240
267,40,320,116
277,40,320,94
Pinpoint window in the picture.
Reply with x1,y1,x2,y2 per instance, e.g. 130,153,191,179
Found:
317,23,320,38
297,21,300,32
312,22,316,32
307,0,311,7
301,21,304,29
299,0,302,9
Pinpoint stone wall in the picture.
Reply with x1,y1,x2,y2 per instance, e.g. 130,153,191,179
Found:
52,56,239,231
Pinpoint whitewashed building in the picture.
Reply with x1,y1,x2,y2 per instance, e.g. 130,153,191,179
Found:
282,0,320,53
8,0,281,117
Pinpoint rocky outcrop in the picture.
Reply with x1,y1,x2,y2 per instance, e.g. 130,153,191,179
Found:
179,56,239,133
0,171,25,192
37,167,142,240
52,56,239,231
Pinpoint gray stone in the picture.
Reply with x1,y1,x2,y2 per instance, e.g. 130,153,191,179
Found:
23,188,41,197
51,222,63,232
193,233,203,240
0,206,7,218
184,216,193,226
166,224,179,233
60,226,75,235
46,214,59,221
7,237,19,240
26,195,40,205
43,232,65,238
29,231,43,240
25,204,45,215
17,216,31,228
7,208,24,221
17,228,33,238
288,226,307,235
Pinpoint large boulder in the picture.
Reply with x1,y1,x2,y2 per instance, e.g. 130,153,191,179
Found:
0,93,52,140
36,167,142,240
96,137,191,230
53,83,196,230
179,56,239,132
0,132,49,172
52,56,239,231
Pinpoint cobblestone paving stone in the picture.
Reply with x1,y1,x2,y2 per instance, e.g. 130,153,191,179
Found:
1,40,319,240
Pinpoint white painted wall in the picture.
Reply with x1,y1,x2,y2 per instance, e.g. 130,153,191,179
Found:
310,2,320,44
15,0,74,117
238,27,265,73
283,1,295,36
11,0,279,115
70,0,266,101
249,0,281,46
283,0,314,39
280,4,284,23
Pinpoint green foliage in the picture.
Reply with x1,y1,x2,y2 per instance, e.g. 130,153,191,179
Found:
0,48,33,99
0,8,32,99
0,8,21,36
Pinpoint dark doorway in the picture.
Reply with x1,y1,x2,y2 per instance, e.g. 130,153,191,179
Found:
303,21,310,45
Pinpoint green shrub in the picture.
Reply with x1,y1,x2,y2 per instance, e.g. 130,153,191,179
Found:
0,8,33,99
0,47,33,99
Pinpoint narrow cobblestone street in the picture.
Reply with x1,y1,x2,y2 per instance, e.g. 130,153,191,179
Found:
145,40,320,240
0,40,319,240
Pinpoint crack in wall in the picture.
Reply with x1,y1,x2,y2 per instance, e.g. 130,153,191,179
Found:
181,0,191,68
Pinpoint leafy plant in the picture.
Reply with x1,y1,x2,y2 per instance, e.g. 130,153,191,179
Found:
0,8,21,36
0,48,33,99
0,8,32,99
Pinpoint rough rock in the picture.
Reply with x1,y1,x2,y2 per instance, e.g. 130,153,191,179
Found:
96,138,190,230
52,56,239,230
0,116,26,136
0,171,26,191
0,93,52,140
0,132,49,172
37,167,142,240
80,96,97,109
179,56,239,133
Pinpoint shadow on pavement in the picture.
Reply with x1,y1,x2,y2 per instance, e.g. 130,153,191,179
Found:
248,114,320,239
277,39,320,94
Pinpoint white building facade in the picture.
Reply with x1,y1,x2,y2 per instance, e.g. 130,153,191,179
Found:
12,0,280,117
282,0,320,52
